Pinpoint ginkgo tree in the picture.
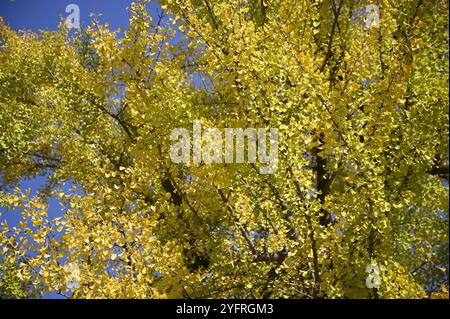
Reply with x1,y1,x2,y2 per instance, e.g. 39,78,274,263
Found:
0,0,448,298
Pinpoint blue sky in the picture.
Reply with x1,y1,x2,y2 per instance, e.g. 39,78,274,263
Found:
0,0,139,31
0,0,162,299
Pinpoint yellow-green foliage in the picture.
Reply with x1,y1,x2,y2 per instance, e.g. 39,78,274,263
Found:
0,0,448,298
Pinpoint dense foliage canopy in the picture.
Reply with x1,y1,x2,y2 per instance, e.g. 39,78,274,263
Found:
0,0,448,298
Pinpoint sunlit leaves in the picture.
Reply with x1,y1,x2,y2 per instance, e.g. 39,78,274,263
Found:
0,0,448,298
